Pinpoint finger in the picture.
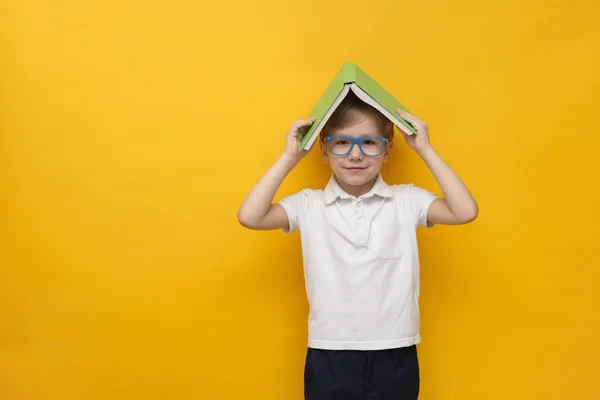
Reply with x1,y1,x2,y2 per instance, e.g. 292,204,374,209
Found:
293,117,316,127
399,112,419,125
397,109,423,125
295,128,310,139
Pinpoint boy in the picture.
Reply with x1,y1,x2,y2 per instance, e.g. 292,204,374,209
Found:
237,92,478,399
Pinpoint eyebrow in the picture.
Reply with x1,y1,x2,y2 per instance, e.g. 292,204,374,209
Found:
331,133,382,137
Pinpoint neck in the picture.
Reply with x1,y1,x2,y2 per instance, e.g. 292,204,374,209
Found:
335,175,378,198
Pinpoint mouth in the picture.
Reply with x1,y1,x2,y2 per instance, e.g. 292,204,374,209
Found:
345,166,367,172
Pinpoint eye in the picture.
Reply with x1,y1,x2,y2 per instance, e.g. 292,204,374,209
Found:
362,139,376,146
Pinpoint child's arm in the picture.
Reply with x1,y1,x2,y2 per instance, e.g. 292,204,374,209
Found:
398,109,479,225
237,118,316,231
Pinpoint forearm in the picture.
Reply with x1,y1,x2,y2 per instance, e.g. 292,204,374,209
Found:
419,146,478,219
237,154,297,225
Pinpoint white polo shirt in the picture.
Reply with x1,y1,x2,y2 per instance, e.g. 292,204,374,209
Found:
278,174,437,351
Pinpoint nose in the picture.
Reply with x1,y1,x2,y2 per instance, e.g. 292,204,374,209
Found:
348,143,363,161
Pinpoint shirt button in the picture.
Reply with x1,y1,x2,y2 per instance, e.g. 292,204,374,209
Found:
357,219,364,227
355,202,363,210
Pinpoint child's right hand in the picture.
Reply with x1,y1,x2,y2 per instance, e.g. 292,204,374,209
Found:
283,117,316,164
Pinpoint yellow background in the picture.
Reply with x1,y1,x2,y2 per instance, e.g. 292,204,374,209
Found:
2,0,599,399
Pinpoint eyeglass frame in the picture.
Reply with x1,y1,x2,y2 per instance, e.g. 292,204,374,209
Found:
323,135,389,157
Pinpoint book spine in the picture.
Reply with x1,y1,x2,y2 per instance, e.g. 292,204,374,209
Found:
342,62,358,84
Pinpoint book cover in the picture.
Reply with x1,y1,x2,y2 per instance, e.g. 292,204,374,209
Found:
300,63,415,150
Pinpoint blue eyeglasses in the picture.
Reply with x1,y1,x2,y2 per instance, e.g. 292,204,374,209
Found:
324,135,388,157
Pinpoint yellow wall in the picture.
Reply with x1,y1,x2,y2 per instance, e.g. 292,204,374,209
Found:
2,0,599,399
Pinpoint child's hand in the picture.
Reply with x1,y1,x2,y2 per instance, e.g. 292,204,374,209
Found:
397,109,432,155
283,117,316,163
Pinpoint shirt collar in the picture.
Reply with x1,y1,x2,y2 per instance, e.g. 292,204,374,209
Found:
323,173,393,205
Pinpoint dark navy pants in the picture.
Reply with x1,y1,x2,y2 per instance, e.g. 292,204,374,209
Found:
304,345,420,400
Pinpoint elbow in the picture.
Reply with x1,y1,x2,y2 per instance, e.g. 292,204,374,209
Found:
237,211,251,229
237,209,258,229
461,204,479,224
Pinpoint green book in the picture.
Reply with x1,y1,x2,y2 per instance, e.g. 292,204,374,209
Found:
300,63,416,150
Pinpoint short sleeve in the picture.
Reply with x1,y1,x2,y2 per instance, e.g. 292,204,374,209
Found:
278,189,311,234
408,184,438,228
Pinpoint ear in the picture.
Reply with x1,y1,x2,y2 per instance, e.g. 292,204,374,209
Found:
320,141,330,164
383,140,393,163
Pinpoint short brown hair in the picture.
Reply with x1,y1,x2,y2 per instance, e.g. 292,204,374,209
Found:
320,91,394,142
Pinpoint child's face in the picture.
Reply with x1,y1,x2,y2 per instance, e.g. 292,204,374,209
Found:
320,114,392,192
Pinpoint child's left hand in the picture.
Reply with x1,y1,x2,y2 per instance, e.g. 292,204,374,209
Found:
397,109,432,154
